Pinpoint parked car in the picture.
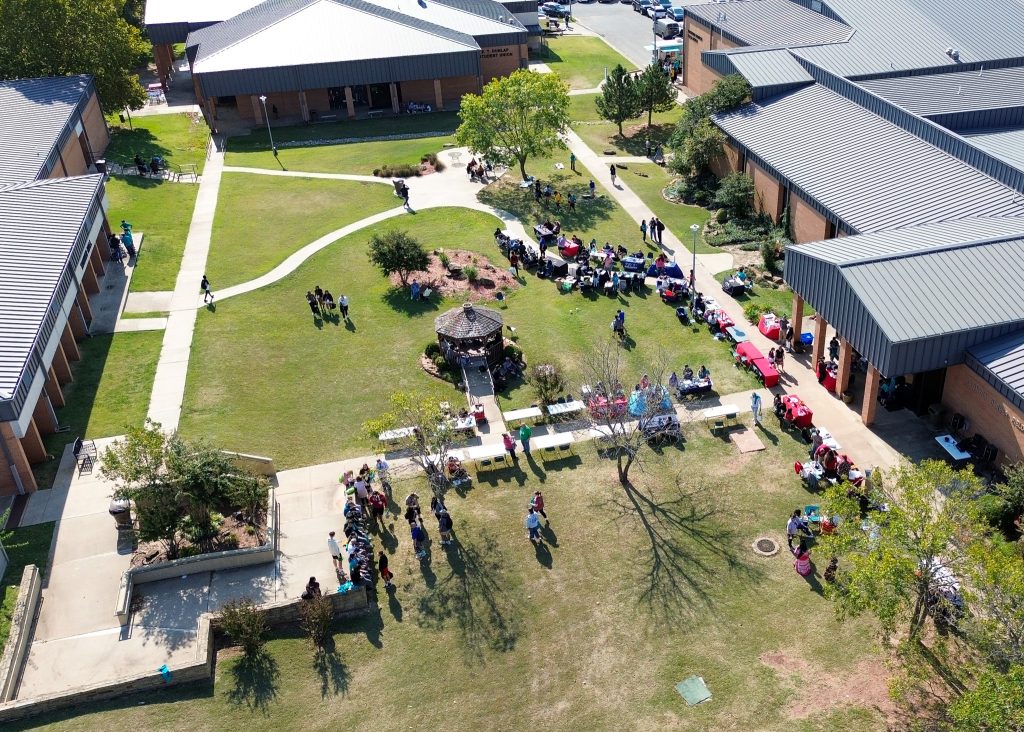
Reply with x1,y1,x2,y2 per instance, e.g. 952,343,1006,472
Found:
632,0,653,12
541,2,570,17
668,6,685,20
646,4,667,17
620,0,633,5
657,0,673,7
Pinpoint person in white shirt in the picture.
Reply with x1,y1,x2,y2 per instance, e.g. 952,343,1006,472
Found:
786,509,812,549
327,531,343,571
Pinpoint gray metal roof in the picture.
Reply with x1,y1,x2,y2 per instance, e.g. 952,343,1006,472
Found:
705,48,812,89
966,328,1024,415
0,175,105,412
858,66,1024,117
785,217,1024,376
962,127,1024,171
0,76,93,185
684,0,851,48
795,0,1024,78
712,84,1024,233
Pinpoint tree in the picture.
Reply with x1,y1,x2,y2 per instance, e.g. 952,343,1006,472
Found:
713,172,755,218
364,392,456,496
962,538,1024,671
818,460,982,644
635,63,676,129
220,598,268,657
947,665,1024,731
230,475,272,534
0,0,148,112
367,230,429,287
456,69,570,180
672,118,726,176
579,339,670,486
595,64,639,136
671,74,750,145
995,462,1024,523
527,362,567,406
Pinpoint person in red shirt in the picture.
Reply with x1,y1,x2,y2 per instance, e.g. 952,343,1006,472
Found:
509,252,519,276
502,432,518,461
368,490,386,528
531,491,547,521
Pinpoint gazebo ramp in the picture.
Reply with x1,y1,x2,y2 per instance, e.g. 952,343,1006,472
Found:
461,358,505,437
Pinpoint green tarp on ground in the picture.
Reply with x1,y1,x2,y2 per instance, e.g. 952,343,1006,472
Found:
675,675,712,706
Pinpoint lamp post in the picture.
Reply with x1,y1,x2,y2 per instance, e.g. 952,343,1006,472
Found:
689,223,699,301
258,95,278,157
652,11,658,65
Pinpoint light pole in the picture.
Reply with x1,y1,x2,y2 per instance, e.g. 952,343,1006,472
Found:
652,11,658,66
689,223,699,300
258,95,278,157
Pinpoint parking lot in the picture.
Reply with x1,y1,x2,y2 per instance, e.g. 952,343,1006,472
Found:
568,0,666,68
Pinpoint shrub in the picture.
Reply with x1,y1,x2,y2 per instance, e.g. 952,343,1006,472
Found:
425,342,442,358
300,593,334,650
503,344,523,361
743,302,772,324
420,152,446,172
715,208,729,224
761,239,780,272
220,598,268,657
669,173,718,208
375,163,421,179
438,251,451,268
228,476,269,526
219,534,240,550
713,172,755,218
433,355,448,370
528,362,566,406
974,493,1011,529
464,264,478,282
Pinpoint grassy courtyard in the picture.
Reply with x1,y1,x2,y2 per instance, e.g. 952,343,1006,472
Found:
0,522,54,658
206,174,400,288
19,433,889,731
536,36,636,90
180,206,756,467
569,92,683,157
622,164,717,255
35,332,163,490
105,113,209,174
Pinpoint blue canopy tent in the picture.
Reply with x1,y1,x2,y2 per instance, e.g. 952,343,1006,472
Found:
628,386,673,417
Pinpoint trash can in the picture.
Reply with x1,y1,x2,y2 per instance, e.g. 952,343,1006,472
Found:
109,499,132,529
927,403,944,430
95,159,107,175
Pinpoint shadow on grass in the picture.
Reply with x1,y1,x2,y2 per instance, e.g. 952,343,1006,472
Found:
602,474,763,618
415,529,522,661
312,636,350,698
479,174,620,232
106,127,170,166
382,287,441,314
610,123,677,156
226,649,280,713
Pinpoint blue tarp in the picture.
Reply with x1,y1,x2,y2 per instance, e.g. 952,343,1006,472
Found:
646,262,684,279
628,386,673,416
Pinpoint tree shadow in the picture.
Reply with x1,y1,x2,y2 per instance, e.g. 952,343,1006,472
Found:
226,649,279,714
415,529,522,661
382,286,441,314
612,123,677,155
601,475,763,618
312,636,349,698
478,173,621,233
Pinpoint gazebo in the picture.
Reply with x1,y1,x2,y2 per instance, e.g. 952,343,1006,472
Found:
435,302,504,368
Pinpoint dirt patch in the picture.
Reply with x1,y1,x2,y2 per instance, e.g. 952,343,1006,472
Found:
390,250,520,302
759,649,897,721
130,513,267,568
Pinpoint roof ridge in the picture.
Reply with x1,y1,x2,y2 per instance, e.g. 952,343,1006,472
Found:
0,173,104,194
836,224,1024,268
194,0,321,63
340,0,480,47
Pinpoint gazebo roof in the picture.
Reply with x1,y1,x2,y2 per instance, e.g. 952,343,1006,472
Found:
435,302,503,340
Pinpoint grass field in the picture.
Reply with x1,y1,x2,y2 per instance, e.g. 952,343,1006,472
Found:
180,206,755,467
569,92,682,156
34,332,163,490
621,164,717,255
17,433,888,732
715,271,811,319
206,174,400,288
0,522,54,658
105,177,199,292
537,36,636,90
224,134,456,175
105,113,209,174
229,112,461,151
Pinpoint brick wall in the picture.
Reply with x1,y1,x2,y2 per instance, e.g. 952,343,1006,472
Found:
81,93,109,157
304,89,331,118
790,192,829,243
480,43,526,81
682,17,737,95
709,141,742,178
942,365,1024,466
746,159,783,221
440,74,481,106
401,79,437,106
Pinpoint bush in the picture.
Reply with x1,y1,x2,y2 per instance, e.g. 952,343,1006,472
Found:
761,239,780,272
743,302,772,324
433,355,448,370
464,264,478,282
220,598,267,656
669,173,718,208
219,534,239,550
705,218,772,247
438,251,451,268
300,593,334,650
503,344,523,361
424,342,442,358
528,362,566,406
713,172,755,218
974,493,1014,533
715,208,729,224
420,152,446,172
375,163,421,178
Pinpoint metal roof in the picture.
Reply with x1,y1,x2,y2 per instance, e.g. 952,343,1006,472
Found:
785,217,1024,376
966,329,1024,415
712,84,1024,233
684,0,851,48
435,303,503,339
0,175,104,406
0,76,93,185
858,66,1024,117
962,127,1024,171
363,0,527,39
705,48,812,89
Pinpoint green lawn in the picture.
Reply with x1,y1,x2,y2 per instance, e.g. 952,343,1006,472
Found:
0,522,55,658
622,164,716,254
569,93,682,156
224,134,456,175
206,174,399,288
34,332,163,490
180,206,755,467
536,36,636,90
19,434,889,731
105,177,199,292
105,113,209,174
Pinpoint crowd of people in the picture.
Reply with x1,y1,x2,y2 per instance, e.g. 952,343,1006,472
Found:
306,285,349,320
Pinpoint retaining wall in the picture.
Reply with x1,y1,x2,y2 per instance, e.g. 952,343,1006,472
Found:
0,566,41,702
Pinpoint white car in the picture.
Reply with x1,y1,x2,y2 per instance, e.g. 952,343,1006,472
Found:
646,5,667,17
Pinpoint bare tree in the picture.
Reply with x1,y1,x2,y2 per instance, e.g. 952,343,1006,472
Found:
579,339,672,486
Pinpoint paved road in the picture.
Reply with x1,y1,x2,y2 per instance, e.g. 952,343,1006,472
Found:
571,0,662,68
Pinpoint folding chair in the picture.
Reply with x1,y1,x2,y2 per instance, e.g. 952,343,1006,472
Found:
542,446,558,463
493,454,508,470
557,442,573,458
711,420,725,436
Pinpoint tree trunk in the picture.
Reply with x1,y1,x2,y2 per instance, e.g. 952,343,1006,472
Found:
647,106,653,128
617,451,635,485
909,591,928,639
518,156,529,180
617,120,623,136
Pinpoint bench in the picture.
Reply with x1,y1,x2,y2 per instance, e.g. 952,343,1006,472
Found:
72,437,97,476
367,110,387,118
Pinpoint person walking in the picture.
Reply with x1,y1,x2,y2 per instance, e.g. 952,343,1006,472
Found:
201,275,214,303
609,164,617,186
786,509,813,549
405,492,422,524
327,531,343,572
437,509,454,546
502,432,518,461
524,506,542,544
411,522,427,557
568,192,576,212
531,491,547,522
339,294,350,321
655,218,666,245
378,550,394,588
519,422,532,457
751,391,762,427
640,219,648,243
569,151,576,172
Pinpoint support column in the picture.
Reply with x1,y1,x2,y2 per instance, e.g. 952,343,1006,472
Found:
862,364,881,426
76,285,93,323
52,343,73,384
45,367,65,408
298,90,309,122
82,257,100,296
89,239,106,276
813,316,828,365
0,422,36,495
344,86,355,118
791,293,805,348
33,394,59,435
835,337,854,397
61,322,81,361
70,302,89,340
251,95,264,123
433,79,444,110
20,418,47,464
389,82,400,113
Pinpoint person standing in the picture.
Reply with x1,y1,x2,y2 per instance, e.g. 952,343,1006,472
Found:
778,315,790,347
793,539,813,577
649,216,658,244
502,432,518,461
201,275,214,303
568,192,576,212
327,531,343,572
524,506,542,544
640,219,648,243
339,294,350,321
368,489,385,527
609,164,617,186
509,251,519,276
519,422,532,457
531,491,547,521
786,509,812,549
569,151,576,172
775,347,785,372
437,509,454,546
751,391,762,427
378,550,394,588
589,179,596,198
655,218,666,245
829,336,840,362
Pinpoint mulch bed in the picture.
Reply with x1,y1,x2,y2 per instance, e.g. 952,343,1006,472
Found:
390,249,520,302
130,513,266,568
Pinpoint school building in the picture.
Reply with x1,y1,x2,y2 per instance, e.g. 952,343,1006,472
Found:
0,76,112,496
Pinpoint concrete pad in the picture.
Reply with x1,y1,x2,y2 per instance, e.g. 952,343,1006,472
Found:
35,556,129,639
697,252,736,275
277,551,337,599
123,290,173,313
276,490,312,522
48,514,123,567
308,484,349,516
207,564,276,611
114,317,168,332
278,514,341,559
133,572,211,632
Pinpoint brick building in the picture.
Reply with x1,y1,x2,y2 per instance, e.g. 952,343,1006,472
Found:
0,76,111,496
